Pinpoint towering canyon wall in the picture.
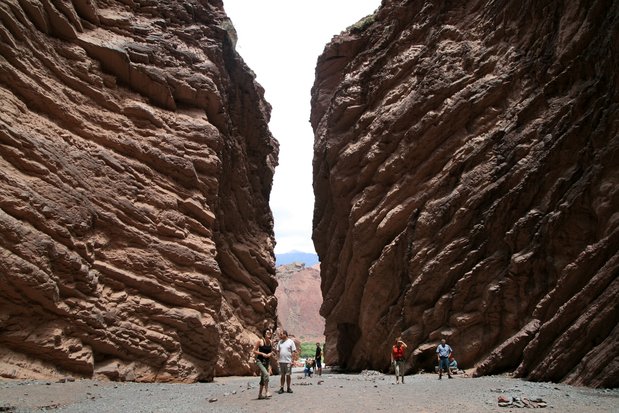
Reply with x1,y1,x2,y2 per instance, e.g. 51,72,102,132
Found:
311,0,618,387
0,0,278,382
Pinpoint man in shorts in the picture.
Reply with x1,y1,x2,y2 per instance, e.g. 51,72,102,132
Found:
276,330,297,394
436,338,453,379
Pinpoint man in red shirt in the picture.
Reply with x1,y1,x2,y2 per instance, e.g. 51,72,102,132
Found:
391,337,408,384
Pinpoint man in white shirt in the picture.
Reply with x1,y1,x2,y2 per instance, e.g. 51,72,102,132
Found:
276,330,297,394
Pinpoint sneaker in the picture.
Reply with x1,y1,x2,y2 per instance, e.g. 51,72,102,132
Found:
286,388,293,393
448,376,453,379
277,388,284,394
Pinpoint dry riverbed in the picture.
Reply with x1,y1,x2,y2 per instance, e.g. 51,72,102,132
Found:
1,369,617,412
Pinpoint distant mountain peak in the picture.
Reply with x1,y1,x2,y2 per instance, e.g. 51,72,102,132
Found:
275,251,319,266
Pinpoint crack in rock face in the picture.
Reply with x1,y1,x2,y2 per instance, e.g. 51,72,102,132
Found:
311,0,618,388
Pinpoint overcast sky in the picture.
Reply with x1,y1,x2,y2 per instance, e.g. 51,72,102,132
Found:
223,1,381,254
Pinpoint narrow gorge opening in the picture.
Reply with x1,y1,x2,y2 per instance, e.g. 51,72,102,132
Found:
223,0,381,359
1,0,616,391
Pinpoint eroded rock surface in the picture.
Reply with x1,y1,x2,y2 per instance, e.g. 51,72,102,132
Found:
276,263,325,343
0,0,278,382
311,0,618,387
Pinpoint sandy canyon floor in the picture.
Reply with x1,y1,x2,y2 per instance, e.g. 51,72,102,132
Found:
0,368,617,412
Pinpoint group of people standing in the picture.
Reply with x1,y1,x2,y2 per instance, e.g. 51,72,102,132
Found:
391,337,457,383
252,328,322,400
254,329,456,400
303,351,323,378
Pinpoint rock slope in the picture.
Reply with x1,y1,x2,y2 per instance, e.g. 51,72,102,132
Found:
311,0,618,387
0,0,278,382
276,263,325,343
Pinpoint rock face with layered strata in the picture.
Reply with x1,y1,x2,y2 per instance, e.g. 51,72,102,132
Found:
311,0,618,387
0,0,278,382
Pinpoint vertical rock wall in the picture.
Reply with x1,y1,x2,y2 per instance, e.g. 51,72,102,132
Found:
311,0,618,387
0,0,278,382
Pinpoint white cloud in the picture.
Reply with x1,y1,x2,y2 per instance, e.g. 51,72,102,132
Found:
223,0,381,254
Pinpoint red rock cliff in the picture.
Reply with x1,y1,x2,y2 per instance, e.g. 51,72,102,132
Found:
276,263,325,343
311,0,618,387
0,0,278,382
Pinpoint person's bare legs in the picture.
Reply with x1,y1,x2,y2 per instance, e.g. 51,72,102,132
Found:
286,374,292,391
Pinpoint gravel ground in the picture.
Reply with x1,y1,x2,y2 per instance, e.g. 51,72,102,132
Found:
1,368,617,412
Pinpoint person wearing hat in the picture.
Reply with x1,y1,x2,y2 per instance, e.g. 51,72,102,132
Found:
391,337,408,384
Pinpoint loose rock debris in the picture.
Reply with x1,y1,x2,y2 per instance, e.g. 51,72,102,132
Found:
498,395,547,408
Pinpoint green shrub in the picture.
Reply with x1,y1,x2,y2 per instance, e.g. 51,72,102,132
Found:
300,342,316,358
347,13,376,33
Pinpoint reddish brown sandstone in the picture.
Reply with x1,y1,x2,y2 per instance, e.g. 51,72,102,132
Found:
0,0,278,382
276,263,325,343
311,0,618,387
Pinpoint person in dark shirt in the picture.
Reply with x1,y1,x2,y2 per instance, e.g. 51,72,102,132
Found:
253,328,274,399
315,342,323,376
